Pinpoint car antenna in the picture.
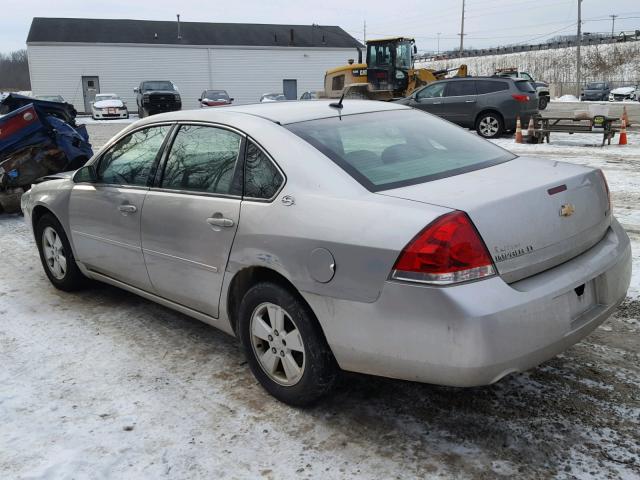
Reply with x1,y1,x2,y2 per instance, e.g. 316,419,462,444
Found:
329,92,345,110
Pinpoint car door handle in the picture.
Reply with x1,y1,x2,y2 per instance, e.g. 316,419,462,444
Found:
465,100,476,103
432,101,442,104
118,204,137,213
206,216,234,228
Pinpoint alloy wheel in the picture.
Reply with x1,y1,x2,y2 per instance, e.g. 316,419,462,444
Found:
250,302,305,386
479,116,500,137
42,226,67,280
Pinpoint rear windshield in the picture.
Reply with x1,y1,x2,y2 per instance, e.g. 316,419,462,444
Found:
286,110,515,191
515,80,536,93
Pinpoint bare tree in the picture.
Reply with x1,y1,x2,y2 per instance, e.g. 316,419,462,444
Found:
0,50,31,90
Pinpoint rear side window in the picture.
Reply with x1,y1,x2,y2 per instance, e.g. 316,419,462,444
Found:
244,141,284,199
476,80,509,94
161,125,242,195
445,81,476,97
286,110,515,192
97,125,171,186
515,81,536,93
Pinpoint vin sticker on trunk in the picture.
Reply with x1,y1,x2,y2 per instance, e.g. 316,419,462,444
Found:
493,244,534,263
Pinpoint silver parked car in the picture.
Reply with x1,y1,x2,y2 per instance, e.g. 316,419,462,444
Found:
21,101,631,405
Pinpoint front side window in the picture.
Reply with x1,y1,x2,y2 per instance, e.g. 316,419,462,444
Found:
161,125,242,195
97,125,171,186
395,43,412,69
416,82,446,99
332,75,345,92
445,81,476,97
368,44,392,67
244,141,284,200
286,110,515,192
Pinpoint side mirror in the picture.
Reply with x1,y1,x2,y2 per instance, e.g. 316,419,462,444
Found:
133,88,139,93
229,98,234,102
74,164,97,183
413,45,418,54
198,98,202,102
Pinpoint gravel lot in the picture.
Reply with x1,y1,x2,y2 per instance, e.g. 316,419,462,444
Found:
1,120,639,479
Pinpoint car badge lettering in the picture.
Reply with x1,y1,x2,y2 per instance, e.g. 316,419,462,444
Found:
560,204,575,217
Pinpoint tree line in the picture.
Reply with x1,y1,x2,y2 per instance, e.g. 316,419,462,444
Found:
0,50,30,90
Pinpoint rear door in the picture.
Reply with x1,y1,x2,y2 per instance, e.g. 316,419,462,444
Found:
410,82,447,116
140,123,244,317
69,124,172,290
440,80,478,126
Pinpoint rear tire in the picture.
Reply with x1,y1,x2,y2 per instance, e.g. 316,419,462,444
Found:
35,213,86,291
476,112,504,139
238,282,338,406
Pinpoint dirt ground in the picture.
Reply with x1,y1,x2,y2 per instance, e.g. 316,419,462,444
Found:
1,121,639,479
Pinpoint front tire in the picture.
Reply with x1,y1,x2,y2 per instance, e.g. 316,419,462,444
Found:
35,213,86,291
539,96,549,110
238,282,338,406
476,112,504,139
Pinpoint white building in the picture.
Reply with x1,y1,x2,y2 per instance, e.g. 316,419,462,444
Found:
26,17,363,113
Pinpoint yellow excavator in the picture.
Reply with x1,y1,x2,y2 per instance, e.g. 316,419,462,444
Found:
324,37,468,100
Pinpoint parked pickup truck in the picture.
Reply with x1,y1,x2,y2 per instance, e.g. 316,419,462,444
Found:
135,80,182,118
494,68,550,110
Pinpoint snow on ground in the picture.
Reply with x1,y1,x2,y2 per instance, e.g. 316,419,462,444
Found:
1,124,640,479
556,95,580,102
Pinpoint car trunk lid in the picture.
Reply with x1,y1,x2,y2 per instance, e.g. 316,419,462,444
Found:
378,156,611,283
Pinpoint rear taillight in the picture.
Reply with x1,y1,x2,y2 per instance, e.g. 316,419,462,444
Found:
511,94,530,103
597,169,611,213
391,211,496,285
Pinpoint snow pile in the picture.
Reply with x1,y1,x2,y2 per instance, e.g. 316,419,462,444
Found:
555,95,580,102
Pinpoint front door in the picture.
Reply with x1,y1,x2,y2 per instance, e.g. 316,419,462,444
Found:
141,124,243,317
283,79,297,100
69,125,172,290
82,76,100,113
410,82,447,117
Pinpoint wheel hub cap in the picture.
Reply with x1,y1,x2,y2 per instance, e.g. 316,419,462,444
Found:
250,302,305,386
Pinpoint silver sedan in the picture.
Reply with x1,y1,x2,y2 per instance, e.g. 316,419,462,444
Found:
21,100,631,406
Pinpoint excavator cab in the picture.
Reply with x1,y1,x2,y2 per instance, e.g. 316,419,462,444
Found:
366,38,416,96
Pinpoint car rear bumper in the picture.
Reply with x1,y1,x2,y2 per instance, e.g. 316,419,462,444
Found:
304,218,631,386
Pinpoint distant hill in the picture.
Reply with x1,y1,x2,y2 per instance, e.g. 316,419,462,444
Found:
417,41,640,86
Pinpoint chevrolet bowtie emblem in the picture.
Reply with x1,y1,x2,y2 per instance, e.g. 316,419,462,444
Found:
560,203,575,217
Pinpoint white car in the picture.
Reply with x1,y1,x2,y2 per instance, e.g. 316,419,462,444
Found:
609,86,638,102
91,94,129,120
260,93,286,102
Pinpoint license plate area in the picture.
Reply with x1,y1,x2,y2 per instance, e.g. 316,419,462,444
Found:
108,108,116,114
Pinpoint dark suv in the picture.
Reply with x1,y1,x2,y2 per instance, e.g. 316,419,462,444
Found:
580,82,611,101
135,81,182,117
396,77,539,138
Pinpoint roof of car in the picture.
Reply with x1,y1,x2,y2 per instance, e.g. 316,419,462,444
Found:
27,17,363,49
139,100,409,126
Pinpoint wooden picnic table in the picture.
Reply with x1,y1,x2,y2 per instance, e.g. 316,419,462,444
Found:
529,114,619,146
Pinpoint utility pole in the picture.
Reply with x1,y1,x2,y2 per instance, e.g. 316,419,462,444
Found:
363,20,366,43
437,32,442,54
576,0,583,96
609,14,618,37
459,0,466,57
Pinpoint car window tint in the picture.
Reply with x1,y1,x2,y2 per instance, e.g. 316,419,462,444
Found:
416,82,446,99
97,125,170,186
244,141,284,199
476,80,509,94
161,125,241,195
445,81,476,97
286,110,515,192
515,81,536,93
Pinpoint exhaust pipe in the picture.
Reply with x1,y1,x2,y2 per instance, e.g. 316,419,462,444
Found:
177,14,182,40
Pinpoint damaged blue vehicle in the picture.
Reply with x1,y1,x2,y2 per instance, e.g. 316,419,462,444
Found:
0,94,93,213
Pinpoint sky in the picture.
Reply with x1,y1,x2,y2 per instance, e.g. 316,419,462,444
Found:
2,0,640,54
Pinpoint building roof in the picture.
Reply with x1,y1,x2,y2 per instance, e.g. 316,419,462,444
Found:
27,17,363,49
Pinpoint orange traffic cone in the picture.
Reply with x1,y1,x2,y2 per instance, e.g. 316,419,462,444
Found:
515,116,523,143
619,118,628,145
527,117,535,138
